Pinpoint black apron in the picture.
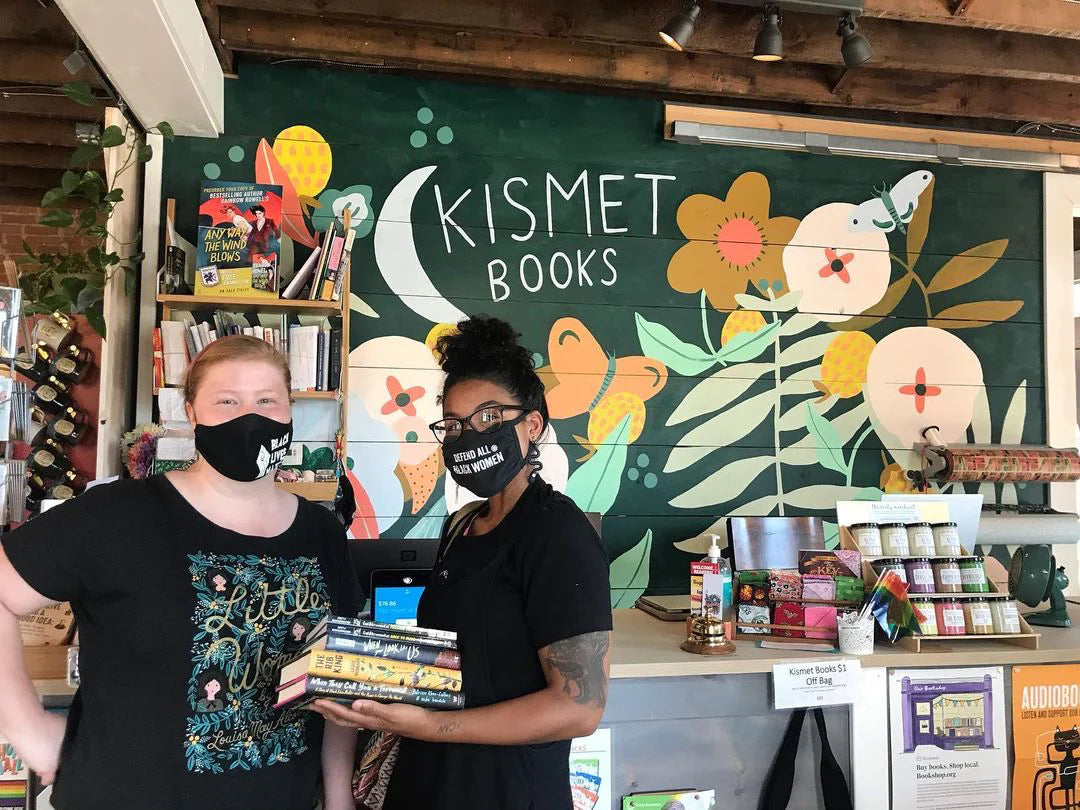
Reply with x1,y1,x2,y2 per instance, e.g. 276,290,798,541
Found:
383,496,573,810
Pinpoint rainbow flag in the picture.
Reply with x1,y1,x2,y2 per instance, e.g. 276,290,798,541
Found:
866,569,922,642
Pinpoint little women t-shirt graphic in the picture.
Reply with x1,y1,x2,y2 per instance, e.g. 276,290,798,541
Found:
184,553,330,773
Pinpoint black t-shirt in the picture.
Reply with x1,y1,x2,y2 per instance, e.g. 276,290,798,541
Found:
2,476,364,810
384,479,613,810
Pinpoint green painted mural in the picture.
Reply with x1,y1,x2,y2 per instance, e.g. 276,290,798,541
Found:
162,61,1046,602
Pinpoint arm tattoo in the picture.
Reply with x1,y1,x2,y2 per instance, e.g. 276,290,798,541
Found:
542,631,610,709
436,720,461,736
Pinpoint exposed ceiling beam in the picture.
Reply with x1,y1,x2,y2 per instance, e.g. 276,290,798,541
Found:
0,186,50,206
0,0,75,41
196,0,235,74
0,142,95,170
0,165,63,191
863,0,1080,38
0,92,104,120
210,0,1080,83
218,10,1080,125
0,41,103,87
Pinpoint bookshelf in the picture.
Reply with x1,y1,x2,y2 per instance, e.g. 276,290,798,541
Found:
157,268,350,503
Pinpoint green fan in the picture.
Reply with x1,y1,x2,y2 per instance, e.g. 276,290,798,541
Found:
1009,545,1071,628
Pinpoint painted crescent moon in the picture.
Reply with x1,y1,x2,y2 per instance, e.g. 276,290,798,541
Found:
374,165,467,324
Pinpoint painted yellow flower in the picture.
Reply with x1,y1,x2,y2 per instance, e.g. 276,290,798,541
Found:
271,125,332,199
667,172,799,310
880,453,920,494
818,331,876,399
720,310,767,346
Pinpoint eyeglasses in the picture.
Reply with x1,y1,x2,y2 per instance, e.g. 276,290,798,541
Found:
430,404,528,445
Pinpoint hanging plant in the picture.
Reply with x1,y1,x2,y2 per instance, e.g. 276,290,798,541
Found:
16,81,174,338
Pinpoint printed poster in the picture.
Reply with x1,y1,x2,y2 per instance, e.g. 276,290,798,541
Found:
0,736,29,809
196,181,283,297
570,728,611,810
889,667,1007,810
1012,664,1080,810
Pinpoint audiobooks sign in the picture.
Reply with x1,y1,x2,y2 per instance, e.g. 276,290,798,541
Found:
1012,664,1080,810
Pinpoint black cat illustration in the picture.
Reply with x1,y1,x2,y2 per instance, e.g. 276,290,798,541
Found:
1034,726,1080,810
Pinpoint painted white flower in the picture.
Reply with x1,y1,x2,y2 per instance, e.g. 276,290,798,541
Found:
782,202,891,322
865,327,984,449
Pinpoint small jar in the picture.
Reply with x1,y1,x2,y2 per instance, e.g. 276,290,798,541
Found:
907,522,936,556
958,556,989,593
932,522,963,556
912,597,939,636
905,557,936,594
963,598,993,635
935,598,966,636
933,558,963,593
849,522,882,556
874,558,908,585
988,595,1021,634
880,523,911,556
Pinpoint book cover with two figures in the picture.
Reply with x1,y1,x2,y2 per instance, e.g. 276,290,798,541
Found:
196,181,283,297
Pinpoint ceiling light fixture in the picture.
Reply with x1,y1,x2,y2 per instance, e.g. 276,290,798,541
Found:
659,2,702,51
753,5,784,62
837,13,873,68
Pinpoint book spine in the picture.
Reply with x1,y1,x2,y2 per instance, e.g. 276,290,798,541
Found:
320,235,345,300
283,247,321,299
152,328,164,389
307,651,462,692
182,326,197,362
310,229,334,301
327,321,342,392
263,327,273,345
325,631,461,669
333,229,355,303
190,325,204,353
280,676,465,710
326,620,457,650
198,322,211,347
315,330,325,391
326,616,457,644
208,329,218,343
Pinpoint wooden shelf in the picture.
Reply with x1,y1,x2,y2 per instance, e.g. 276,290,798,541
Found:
158,293,343,315
291,390,340,400
276,480,338,501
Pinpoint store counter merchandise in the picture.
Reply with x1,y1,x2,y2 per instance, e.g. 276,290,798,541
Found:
33,607,1080,810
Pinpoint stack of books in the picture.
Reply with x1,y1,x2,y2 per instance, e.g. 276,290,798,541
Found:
281,224,353,302
275,617,465,710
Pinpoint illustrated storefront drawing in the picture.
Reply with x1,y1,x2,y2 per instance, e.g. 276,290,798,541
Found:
898,676,995,752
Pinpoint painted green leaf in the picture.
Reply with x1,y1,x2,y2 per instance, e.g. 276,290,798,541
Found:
777,395,839,432
823,521,840,550
610,529,652,609
665,362,770,427
970,386,991,444
928,300,1023,329
778,333,833,367
728,494,781,516
906,178,935,270
634,313,716,376
803,402,847,475
733,290,802,312
778,313,818,338
565,414,631,514
783,484,861,510
779,404,870,465
664,389,774,473
1000,379,1027,445
350,292,379,319
669,455,773,509
713,319,783,365
925,239,1008,294
854,487,884,500
406,495,449,539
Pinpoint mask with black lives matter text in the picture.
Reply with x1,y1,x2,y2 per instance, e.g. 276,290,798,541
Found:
442,416,528,498
194,413,293,482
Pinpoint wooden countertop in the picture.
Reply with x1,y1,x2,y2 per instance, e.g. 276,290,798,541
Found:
609,606,1080,679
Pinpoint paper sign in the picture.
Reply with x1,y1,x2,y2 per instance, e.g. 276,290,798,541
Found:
889,667,1007,810
836,499,950,528
1011,664,1080,810
570,728,611,810
773,659,861,709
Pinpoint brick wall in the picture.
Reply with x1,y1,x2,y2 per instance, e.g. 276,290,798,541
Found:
0,203,89,271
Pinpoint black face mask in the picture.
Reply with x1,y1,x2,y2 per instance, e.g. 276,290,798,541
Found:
194,413,293,482
442,418,529,498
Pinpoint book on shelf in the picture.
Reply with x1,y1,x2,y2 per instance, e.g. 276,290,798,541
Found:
162,244,188,294
302,627,462,669
288,325,320,391
315,329,325,392
152,328,164,389
282,246,321,300
309,229,335,301
279,650,463,692
327,321,342,391
331,229,355,303
275,675,465,711
160,321,189,386
196,180,283,298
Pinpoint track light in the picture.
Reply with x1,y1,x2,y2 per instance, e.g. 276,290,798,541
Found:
753,5,783,62
838,13,873,68
659,2,701,51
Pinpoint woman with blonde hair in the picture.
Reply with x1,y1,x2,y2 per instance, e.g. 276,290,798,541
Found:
0,336,362,810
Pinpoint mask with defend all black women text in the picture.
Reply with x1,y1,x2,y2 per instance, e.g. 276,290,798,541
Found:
194,413,293,482
442,420,528,498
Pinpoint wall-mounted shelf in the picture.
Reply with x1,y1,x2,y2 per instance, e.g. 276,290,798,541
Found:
291,390,340,400
157,293,342,316
277,480,338,501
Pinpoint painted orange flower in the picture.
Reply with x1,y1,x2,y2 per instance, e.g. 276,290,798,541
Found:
667,172,799,309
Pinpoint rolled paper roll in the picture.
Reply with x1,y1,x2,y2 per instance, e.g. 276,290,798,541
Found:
935,447,1080,483
977,513,1080,547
